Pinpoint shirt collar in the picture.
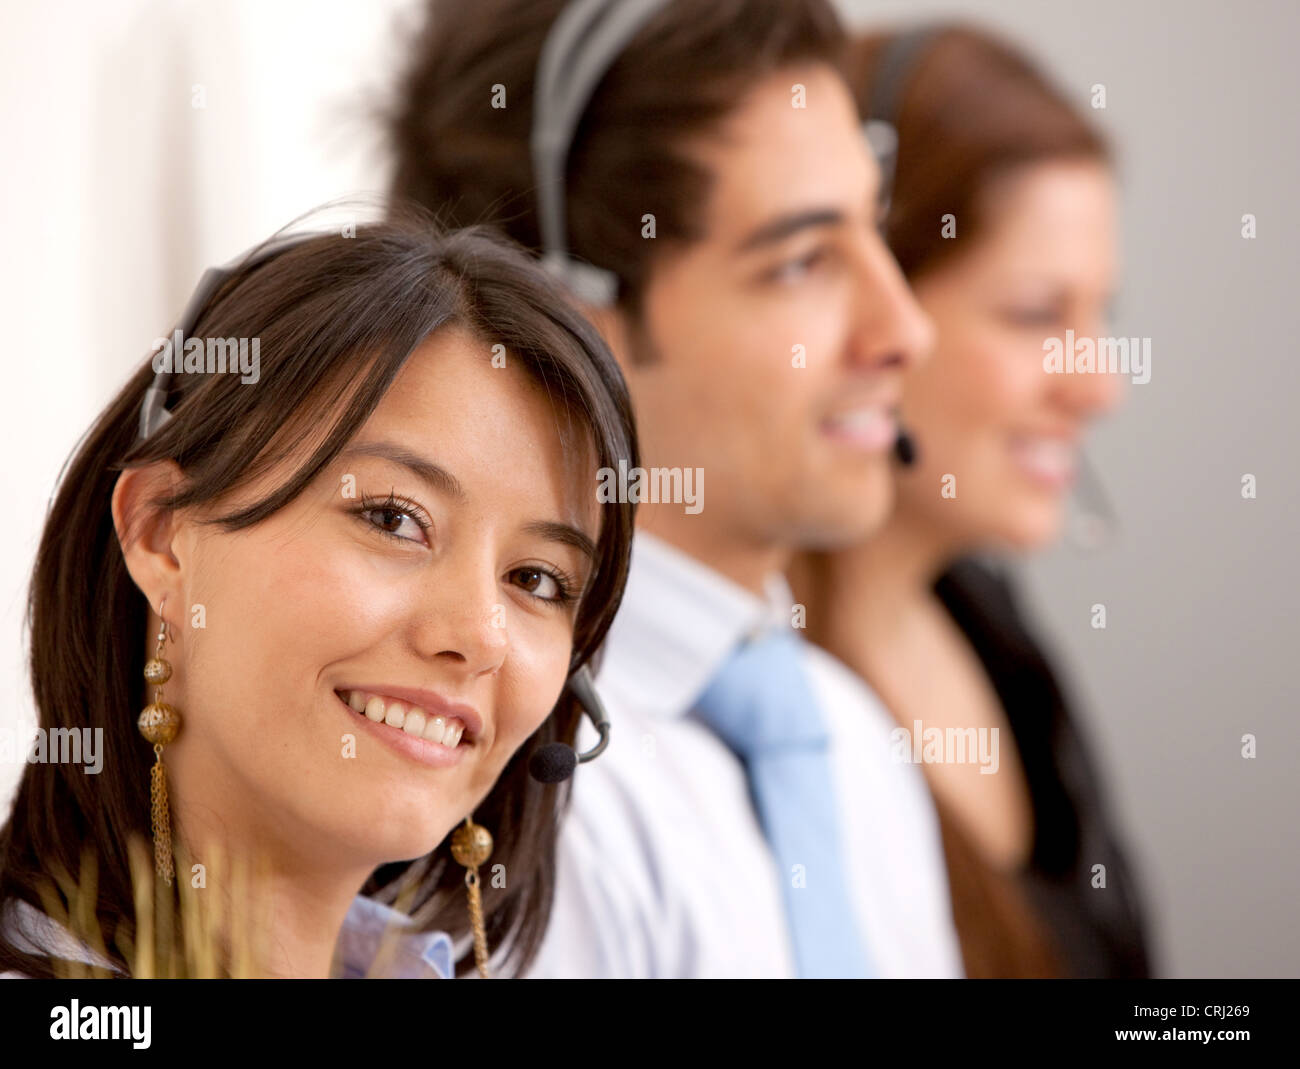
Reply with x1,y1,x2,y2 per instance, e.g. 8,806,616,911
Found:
2,898,120,974
598,531,795,719
334,894,455,979
3,894,454,979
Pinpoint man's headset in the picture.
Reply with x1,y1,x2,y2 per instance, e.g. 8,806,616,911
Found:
523,0,681,781
136,224,614,784
861,26,1118,544
531,0,671,307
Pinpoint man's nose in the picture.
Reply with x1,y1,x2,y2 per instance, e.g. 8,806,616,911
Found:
847,235,935,373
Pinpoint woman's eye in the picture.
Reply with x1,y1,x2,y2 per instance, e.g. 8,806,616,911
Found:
508,566,567,603
361,504,428,545
1005,307,1062,328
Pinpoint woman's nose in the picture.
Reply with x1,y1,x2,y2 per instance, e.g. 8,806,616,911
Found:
409,556,510,678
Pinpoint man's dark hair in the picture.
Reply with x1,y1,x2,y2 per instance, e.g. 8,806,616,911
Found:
388,0,846,320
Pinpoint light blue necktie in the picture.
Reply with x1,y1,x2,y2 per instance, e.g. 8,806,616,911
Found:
694,628,874,978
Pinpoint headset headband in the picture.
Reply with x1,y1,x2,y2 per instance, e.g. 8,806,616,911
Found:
861,25,944,219
531,0,673,307
137,232,321,440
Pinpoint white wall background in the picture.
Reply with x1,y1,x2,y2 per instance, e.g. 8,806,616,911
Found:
2,0,1296,978
0,0,412,829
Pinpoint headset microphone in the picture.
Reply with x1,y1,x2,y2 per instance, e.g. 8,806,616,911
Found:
893,423,918,467
528,665,611,783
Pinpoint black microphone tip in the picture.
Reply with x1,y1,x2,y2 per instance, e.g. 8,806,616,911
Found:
528,742,578,784
893,427,918,467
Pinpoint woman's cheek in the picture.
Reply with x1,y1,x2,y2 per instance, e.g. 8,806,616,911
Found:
496,622,573,749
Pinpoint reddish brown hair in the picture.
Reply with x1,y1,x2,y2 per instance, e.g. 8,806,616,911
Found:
844,24,1113,979
849,24,1110,282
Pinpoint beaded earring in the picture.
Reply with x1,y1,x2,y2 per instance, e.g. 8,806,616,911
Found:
137,597,182,885
450,815,494,977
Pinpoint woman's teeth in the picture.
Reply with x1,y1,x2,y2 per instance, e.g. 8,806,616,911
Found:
1010,436,1076,483
343,690,466,747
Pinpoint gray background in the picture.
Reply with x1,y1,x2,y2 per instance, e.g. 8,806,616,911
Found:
838,0,1299,977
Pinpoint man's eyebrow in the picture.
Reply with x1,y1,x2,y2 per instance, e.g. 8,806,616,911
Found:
524,520,596,563
733,208,846,254
340,441,466,501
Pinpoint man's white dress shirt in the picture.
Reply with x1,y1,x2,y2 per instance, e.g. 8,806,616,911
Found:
526,532,964,978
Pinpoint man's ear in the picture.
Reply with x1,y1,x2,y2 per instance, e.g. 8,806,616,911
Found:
110,461,188,611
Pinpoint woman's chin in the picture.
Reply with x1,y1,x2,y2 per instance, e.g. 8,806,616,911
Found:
320,813,456,869
991,500,1065,553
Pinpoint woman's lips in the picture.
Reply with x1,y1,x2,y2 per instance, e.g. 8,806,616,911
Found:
336,684,483,739
334,689,472,769
1009,435,1077,489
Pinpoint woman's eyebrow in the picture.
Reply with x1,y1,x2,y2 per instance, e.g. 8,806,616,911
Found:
524,520,596,563
342,441,595,559
340,441,467,502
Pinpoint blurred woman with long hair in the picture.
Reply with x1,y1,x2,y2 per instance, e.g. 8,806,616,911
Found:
794,24,1151,977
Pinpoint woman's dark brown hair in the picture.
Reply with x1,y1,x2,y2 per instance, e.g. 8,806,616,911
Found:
0,209,639,978
844,24,1111,978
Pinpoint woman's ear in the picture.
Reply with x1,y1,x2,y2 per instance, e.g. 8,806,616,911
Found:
110,461,188,610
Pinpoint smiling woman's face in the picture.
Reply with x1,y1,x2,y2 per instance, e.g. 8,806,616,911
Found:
895,160,1122,551
158,325,599,869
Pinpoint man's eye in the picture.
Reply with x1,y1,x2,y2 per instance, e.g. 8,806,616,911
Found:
766,247,828,284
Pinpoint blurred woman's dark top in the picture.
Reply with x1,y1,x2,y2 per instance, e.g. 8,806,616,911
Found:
930,558,1152,978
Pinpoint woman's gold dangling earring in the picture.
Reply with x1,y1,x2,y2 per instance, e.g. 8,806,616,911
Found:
450,815,494,978
138,597,181,885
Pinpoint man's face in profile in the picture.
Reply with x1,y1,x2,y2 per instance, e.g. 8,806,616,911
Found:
617,61,934,575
